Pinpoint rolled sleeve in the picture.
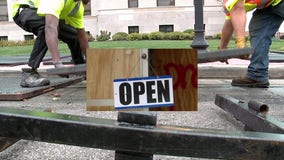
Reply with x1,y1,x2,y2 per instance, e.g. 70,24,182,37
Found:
37,0,65,18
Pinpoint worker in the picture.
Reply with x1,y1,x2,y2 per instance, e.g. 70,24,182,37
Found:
12,0,90,87
220,0,282,57
221,0,283,87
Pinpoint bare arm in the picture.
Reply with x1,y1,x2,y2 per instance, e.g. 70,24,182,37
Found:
77,28,89,57
45,14,61,62
219,19,234,49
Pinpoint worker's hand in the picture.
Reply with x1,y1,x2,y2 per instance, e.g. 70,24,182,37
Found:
235,37,250,60
218,46,229,64
53,61,69,78
53,61,64,68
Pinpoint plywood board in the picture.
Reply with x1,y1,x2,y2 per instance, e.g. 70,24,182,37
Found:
149,49,197,111
86,48,197,111
86,48,141,111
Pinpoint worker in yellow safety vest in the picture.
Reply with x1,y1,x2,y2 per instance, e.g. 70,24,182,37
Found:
219,0,284,88
219,0,282,51
12,0,90,87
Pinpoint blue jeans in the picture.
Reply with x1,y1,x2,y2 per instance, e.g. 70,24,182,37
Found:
248,2,284,82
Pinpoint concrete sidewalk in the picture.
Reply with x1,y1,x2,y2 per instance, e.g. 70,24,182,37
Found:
199,58,284,79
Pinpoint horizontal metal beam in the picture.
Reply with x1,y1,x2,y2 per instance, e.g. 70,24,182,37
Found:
198,48,254,63
215,94,284,134
0,107,283,159
46,64,86,75
0,137,18,152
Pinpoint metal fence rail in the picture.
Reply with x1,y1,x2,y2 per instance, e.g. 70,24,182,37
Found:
0,108,283,160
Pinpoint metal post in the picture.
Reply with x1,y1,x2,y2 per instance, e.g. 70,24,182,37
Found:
191,0,209,53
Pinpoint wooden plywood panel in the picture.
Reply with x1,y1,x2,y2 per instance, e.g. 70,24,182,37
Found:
86,48,141,111
86,48,197,111
149,49,197,111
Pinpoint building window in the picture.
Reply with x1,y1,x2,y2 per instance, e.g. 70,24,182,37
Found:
0,36,8,41
84,3,91,15
128,0,138,8
128,26,139,34
159,25,174,32
157,0,175,6
24,35,34,40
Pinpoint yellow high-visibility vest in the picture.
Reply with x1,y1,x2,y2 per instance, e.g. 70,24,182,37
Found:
224,0,283,19
12,0,84,29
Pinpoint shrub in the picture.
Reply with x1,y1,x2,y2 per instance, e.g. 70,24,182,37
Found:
96,30,111,41
112,32,128,41
183,29,194,34
170,31,186,40
213,32,222,39
149,32,165,40
0,39,35,47
163,33,172,40
128,33,142,41
86,31,95,42
140,33,149,40
184,33,194,40
183,29,194,39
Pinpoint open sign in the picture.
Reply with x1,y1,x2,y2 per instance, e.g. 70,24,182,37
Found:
113,76,174,110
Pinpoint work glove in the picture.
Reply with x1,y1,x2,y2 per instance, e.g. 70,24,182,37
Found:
235,37,250,60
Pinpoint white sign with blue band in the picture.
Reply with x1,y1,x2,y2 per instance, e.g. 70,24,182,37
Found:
113,75,174,110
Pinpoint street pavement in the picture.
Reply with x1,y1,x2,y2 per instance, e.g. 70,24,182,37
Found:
0,59,283,160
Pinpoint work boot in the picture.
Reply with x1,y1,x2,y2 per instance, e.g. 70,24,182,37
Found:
231,77,269,88
235,37,250,60
20,68,50,88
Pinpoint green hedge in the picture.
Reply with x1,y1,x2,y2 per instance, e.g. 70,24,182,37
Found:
108,29,199,41
128,33,142,41
112,32,128,41
0,39,35,47
96,30,111,41
149,32,165,40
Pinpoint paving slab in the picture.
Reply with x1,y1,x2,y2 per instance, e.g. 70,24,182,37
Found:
0,76,84,101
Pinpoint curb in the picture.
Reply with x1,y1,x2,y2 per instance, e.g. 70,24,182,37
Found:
198,65,284,79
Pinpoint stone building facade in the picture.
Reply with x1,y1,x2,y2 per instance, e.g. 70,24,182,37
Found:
0,0,226,41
